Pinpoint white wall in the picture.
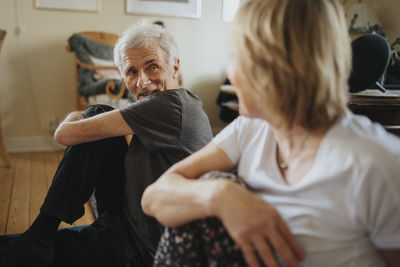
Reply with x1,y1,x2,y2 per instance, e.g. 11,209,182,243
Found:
0,0,231,152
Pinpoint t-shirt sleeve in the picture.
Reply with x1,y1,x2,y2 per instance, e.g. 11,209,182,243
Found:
354,159,400,249
212,116,245,165
119,90,182,150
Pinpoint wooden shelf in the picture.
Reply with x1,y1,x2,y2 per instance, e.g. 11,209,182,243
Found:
219,86,400,136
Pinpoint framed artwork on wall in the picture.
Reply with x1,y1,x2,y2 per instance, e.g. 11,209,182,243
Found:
34,0,100,13
126,0,201,19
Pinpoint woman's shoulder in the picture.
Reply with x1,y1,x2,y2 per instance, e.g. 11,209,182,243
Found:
335,112,400,155
233,116,270,130
327,112,400,176
214,116,271,146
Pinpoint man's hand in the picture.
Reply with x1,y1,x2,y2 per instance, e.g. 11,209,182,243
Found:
215,181,304,267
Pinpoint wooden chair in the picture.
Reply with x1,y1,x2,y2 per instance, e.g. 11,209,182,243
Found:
66,31,127,110
0,29,11,168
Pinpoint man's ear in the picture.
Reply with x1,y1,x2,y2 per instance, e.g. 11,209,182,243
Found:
173,58,180,79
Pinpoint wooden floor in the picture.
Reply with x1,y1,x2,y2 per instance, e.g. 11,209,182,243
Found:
0,151,94,235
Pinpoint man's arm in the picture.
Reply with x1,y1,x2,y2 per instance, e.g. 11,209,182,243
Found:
142,142,304,267
54,110,133,146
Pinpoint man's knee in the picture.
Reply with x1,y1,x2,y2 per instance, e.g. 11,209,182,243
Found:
83,104,115,119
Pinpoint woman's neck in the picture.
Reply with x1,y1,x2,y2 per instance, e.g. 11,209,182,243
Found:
271,123,330,184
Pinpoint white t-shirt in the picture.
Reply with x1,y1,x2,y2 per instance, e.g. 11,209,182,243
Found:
212,112,400,267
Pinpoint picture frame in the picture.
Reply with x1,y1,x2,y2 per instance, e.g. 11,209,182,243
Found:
126,0,201,19
34,0,101,13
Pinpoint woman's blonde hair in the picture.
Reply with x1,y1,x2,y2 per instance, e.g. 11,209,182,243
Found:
230,0,351,130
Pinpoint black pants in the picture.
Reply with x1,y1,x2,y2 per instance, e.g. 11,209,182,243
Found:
3,105,144,266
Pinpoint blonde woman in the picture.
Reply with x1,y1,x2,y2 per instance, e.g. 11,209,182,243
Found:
141,0,400,266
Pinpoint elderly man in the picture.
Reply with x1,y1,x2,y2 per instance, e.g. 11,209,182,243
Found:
0,22,212,266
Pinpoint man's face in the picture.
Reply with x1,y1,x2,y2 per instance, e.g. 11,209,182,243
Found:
121,42,179,101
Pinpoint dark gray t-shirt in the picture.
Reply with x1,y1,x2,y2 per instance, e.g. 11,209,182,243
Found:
119,88,213,264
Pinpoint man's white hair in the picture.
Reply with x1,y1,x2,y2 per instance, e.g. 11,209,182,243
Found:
114,21,179,76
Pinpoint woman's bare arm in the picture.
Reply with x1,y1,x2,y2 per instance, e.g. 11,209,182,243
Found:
141,142,304,267
141,142,235,226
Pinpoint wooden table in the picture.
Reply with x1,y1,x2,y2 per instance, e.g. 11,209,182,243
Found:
349,89,400,137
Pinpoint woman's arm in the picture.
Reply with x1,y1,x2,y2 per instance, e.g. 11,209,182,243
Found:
142,142,304,267
54,110,133,146
141,142,235,226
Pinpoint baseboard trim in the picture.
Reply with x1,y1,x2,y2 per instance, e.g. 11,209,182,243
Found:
4,135,65,153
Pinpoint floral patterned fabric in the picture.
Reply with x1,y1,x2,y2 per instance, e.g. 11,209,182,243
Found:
153,171,251,267
154,218,247,267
